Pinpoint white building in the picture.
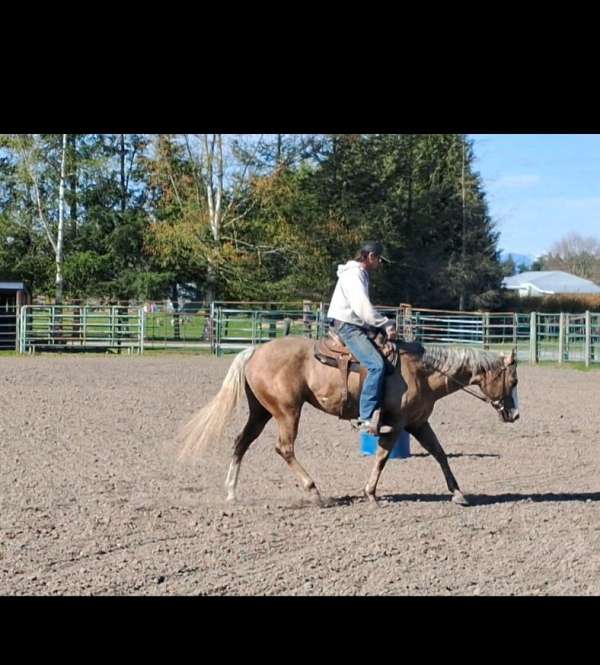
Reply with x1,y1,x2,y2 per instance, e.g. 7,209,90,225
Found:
502,270,600,297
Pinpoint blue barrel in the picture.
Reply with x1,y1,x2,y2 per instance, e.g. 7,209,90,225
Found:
360,430,411,459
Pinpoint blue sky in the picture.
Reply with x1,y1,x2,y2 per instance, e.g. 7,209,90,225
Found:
470,134,600,259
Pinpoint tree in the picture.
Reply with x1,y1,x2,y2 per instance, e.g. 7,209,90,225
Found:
143,134,279,302
531,258,544,271
62,133,154,301
301,133,504,309
541,232,600,282
1,134,69,301
0,133,506,310
502,254,517,277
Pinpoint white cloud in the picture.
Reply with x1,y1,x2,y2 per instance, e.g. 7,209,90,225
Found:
494,174,541,189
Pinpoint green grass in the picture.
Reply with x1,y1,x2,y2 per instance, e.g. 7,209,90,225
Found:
24,311,143,343
145,314,207,341
534,360,600,371
21,310,319,345
214,316,319,342
142,346,213,357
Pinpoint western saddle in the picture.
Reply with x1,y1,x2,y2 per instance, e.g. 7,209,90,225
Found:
313,328,394,419
314,327,425,421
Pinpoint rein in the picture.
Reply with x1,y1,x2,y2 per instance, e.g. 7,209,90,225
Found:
421,357,508,411
392,339,512,416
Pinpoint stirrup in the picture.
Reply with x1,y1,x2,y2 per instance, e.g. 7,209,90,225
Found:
351,418,393,436
369,408,392,435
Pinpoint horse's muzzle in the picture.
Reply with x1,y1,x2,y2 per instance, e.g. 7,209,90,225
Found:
497,408,519,423
493,400,519,423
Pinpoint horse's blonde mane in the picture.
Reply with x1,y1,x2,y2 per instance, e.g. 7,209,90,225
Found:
422,346,503,374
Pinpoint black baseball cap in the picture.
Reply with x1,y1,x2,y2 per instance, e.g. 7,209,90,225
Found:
361,241,391,263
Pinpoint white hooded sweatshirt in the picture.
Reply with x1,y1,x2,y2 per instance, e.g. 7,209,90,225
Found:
327,261,392,330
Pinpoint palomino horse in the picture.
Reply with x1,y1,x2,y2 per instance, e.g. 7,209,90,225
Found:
179,337,520,506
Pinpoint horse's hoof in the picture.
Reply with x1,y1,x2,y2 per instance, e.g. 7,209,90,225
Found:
452,491,470,507
318,496,336,508
364,490,379,507
307,493,323,507
225,493,237,503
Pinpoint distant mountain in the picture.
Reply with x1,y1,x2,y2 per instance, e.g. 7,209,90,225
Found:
500,251,534,269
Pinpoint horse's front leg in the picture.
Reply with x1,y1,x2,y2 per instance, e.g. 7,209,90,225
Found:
364,431,396,505
407,421,469,506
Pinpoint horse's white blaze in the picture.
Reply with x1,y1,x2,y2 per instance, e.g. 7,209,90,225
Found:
511,386,519,416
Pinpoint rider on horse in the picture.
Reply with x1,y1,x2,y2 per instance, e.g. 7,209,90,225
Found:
327,241,398,436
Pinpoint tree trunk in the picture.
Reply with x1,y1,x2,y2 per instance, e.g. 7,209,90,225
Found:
204,134,217,241
459,139,467,311
406,135,414,227
120,134,127,214
215,134,223,242
56,133,67,304
205,265,217,303
68,134,77,237
202,134,223,299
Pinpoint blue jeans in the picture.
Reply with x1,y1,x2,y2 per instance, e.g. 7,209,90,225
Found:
336,322,385,421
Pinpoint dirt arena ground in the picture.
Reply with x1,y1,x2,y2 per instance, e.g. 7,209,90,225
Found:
1,351,600,596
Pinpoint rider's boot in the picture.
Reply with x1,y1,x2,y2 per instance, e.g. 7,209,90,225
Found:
352,408,393,435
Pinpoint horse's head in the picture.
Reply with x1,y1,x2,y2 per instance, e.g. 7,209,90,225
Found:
477,348,520,423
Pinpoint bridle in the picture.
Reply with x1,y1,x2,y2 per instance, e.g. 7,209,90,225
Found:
390,337,516,420
422,358,513,417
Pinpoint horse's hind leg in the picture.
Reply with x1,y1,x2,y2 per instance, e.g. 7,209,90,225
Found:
274,410,322,506
225,382,272,502
364,432,396,504
407,421,469,506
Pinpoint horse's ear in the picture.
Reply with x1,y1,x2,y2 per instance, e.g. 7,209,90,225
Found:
504,348,516,366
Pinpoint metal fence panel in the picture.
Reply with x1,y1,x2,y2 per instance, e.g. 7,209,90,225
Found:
19,305,144,354
15,299,600,366
0,305,18,349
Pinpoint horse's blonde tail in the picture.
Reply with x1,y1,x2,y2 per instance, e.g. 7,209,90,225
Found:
177,346,257,463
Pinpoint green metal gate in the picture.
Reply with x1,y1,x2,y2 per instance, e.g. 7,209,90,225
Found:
19,305,144,354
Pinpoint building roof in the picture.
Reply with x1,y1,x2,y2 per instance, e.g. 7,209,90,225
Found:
0,281,28,291
502,271,600,294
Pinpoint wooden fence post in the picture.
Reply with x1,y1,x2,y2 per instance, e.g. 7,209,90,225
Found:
585,310,591,368
483,312,490,350
401,303,414,341
303,300,313,338
268,303,277,339
558,312,565,364
530,311,537,365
